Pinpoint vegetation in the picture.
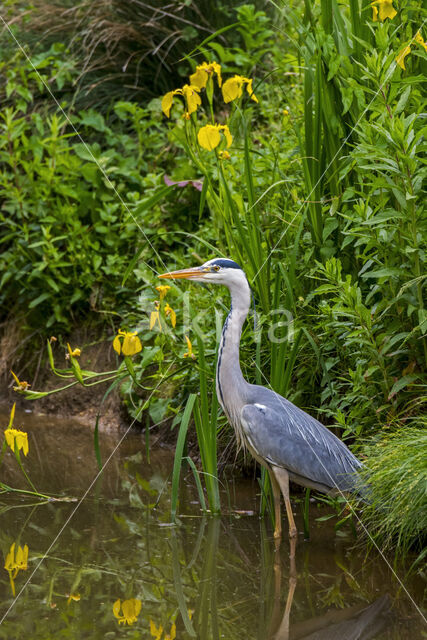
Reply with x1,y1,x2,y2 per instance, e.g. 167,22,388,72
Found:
360,418,427,564
1,0,426,564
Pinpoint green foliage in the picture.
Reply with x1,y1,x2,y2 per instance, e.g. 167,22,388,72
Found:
306,254,424,436
19,0,265,107
0,47,188,328
2,0,426,554
360,420,427,563
205,3,275,73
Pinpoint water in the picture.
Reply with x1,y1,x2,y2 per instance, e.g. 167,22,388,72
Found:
0,407,425,639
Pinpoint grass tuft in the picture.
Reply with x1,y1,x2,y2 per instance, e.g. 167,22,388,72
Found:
360,420,427,566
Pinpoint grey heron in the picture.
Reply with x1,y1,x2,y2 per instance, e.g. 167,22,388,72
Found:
159,258,362,541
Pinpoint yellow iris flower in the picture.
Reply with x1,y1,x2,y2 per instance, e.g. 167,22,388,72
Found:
415,30,427,53
164,303,176,328
113,329,142,356
156,284,171,300
222,75,258,103
150,620,176,640
162,84,201,118
149,302,162,331
396,30,427,70
198,123,232,151
4,427,29,456
396,45,411,70
10,370,30,392
190,61,222,90
371,0,397,21
4,542,29,596
67,593,81,604
183,335,196,359
67,343,81,358
113,598,142,625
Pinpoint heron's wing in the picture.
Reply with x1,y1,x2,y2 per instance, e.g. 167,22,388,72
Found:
240,393,361,492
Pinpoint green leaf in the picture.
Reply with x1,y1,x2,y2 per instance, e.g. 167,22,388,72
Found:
171,394,196,522
28,292,50,308
361,267,402,279
133,185,172,217
388,375,418,400
78,109,106,132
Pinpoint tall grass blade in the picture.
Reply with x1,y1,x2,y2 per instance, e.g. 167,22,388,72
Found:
303,488,311,539
321,0,333,34
348,0,361,60
191,331,221,513
170,531,197,637
185,456,207,513
171,393,197,522
194,519,220,639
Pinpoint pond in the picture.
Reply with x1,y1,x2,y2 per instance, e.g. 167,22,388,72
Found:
0,406,425,639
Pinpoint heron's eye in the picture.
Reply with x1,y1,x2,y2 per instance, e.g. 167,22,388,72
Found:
212,265,220,272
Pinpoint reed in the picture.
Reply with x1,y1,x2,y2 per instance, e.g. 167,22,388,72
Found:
192,333,221,514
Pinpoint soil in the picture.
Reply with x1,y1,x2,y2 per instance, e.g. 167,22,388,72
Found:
0,322,127,431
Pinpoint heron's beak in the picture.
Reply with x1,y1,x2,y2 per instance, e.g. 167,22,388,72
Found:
159,267,205,280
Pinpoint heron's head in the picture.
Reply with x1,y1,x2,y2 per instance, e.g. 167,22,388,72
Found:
159,258,246,287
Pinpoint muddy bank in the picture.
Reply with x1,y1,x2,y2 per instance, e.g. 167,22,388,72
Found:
1,324,127,431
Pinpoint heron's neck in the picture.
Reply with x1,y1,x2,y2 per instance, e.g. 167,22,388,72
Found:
216,279,251,420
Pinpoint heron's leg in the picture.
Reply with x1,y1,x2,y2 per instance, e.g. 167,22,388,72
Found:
268,467,282,542
269,544,297,640
271,467,297,542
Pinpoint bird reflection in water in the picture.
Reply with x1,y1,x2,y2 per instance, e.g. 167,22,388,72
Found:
268,540,391,640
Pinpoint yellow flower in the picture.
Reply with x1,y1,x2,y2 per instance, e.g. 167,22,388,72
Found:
222,75,258,103
156,285,171,300
149,301,163,331
182,85,202,114
150,620,163,640
198,124,232,151
162,84,201,118
113,329,142,356
183,335,196,359
371,1,396,21
10,371,30,392
282,109,289,116
245,78,258,102
113,598,142,625
218,150,231,160
4,542,29,597
67,593,81,604
164,303,176,328
396,45,411,70
7,543,28,573
415,30,427,52
5,427,29,456
190,61,222,90
67,343,81,358
150,620,176,639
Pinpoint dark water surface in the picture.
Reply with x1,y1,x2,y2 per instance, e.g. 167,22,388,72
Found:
0,407,425,639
